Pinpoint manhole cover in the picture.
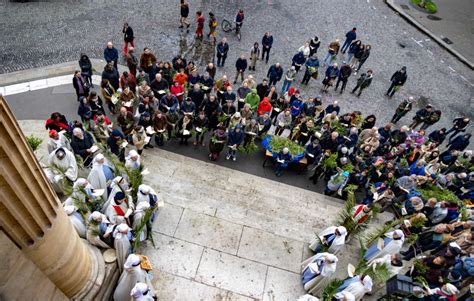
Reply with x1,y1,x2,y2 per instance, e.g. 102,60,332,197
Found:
427,15,442,21
400,4,410,9
442,37,453,44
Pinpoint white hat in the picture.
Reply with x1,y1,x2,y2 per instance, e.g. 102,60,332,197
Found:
127,149,139,158
94,153,105,162
362,275,373,292
337,226,347,236
124,253,141,269
64,205,76,215
139,184,151,194
130,282,149,298
442,283,459,295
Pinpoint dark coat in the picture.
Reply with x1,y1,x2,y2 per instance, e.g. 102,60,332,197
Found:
71,131,94,158
123,26,134,42
267,65,283,81
235,58,248,71
338,65,352,80
101,68,120,90
216,42,229,57
262,35,273,48
79,55,92,75
103,47,119,64
391,70,407,86
227,129,245,145
72,76,86,97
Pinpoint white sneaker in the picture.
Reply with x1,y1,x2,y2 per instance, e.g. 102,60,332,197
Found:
226,154,231,160
232,157,236,161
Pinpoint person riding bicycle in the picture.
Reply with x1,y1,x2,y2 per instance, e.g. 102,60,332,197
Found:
235,9,244,34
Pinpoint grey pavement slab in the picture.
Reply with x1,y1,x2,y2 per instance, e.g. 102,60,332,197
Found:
262,267,306,301
144,233,204,279
174,209,244,254
195,248,268,299
237,226,304,273
390,0,474,67
151,203,184,237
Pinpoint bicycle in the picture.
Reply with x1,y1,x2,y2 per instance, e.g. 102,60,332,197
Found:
221,18,241,41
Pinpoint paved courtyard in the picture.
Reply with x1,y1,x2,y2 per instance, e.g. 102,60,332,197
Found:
1,0,473,137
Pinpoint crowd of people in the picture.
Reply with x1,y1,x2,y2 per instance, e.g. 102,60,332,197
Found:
42,1,474,300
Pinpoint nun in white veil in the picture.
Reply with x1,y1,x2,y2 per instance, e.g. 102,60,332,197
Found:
114,223,132,273
130,282,156,301
86,211,113,249
363,229,405,263
64,205,86,238
309,226,347,254
335,274,373,301
113,254,154,301
133,202,150,242
87,153,114,201
301,252,338,294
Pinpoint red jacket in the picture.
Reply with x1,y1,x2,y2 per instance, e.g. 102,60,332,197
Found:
257,97,273,116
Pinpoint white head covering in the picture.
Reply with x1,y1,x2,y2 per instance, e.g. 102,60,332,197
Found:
308,252,338,277
113,223,130,239
130,282,149,298
123,253,141,269
441,283,459,295
93,153,105,164
64,205,76,215
139,184,151,194
362,275,373,292
88,211,110,223
393,230,405,241
127,150,139,159
73,178,88,189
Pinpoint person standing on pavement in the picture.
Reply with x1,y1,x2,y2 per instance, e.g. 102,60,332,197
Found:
234,54,248,84
281,66,297,94
391,96,414,123
125,47,139,78
179,0,190,32
322,39,340,66
261,32,273,64
341,28,357,54
249,42,260,71
139,47,157,74
309,36,321,56
351,69,373,97
322,63,340,93
334,61,351,93
292,51,306,73
207,12,218,44
346,40,362,64
445,117,470,142
195,11,205,39
301,54,320,85
104,42,119,70
73,70,88,100
386,66,407,97
122,23,134,56
267,63,283,87
216,38,229,67
409,105,433,129
355,44,371,73
79,54,93,88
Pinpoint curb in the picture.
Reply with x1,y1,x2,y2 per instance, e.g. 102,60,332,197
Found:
385,0,474,70
0,59,129,87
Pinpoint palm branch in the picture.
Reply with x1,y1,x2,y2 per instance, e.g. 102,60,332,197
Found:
358,218,403,255
321,278,344,301
132,207,157,253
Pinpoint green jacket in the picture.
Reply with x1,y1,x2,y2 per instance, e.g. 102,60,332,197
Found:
245,89,260,111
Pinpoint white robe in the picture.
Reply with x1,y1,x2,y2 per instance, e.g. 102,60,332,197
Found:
113,266,149,301
365,232,404,264
125,156,141,170
68,212,86,238
104,197,134,224
44,149,78,193
86,221,112,249
369,254,403,277
132,206,147,242
309,226,346,254
88,162,112,201
114,234,132,274
338,279,366,301
301,253,337,294
47,134,72,154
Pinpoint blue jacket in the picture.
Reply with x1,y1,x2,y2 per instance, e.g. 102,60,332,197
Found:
345,30,357,42
262,35,273,48
325,66,340,78
267,65,283,80
227,129,245,145
104,47,118,63
305,57,320,69
292,52,306,66
160,95,179,112
290,99,303,116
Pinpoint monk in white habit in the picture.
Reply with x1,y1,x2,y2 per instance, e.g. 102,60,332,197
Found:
130,282,156,301
363,229,405,263
64,205,86,238
114,223,132,273
87,153,115,201
301,252,338,294
47,129,72,154
44,147,78,194
369,253,403,277
63,178,99,211
335,274,373,301
113,254,155,301
87,211,113,248
125,149,141,170
309,226,347,254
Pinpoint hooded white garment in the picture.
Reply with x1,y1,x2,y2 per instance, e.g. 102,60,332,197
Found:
130,282,155,301
369,254,403,277
86,211,112,249
44,148,78,193
309,226,347,254
365,230,405,264
338,275,373,301
64,205,86,238
113,254,153,301
301,253,338,293
104,193,134,225
47,132,72,154
87,154,113,201
296,294,320,301
114,223,132,273
137,184,158,206
103,176,128,211
125,150,141,170
63,178,95,206
133,202,150,242
332,292,355,301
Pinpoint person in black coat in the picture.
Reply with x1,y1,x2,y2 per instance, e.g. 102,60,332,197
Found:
409,105,433,129
79,54,93,87
216,38,229,67
122,23,134,56
334,61,352,93
428,128,447,145
267,63,283,86
447,133,471,151
261,32,273,63
256,79,270,100
101,63,120,90
446,117,470,142
234,54,248,84
70,128,94,166
104,42,119,70
351,69,373,97
386,66,407,97
188,84,205,112
72,71,88,100
107,129,126,162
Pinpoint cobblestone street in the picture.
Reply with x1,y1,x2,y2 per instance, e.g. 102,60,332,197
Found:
1,0,473,135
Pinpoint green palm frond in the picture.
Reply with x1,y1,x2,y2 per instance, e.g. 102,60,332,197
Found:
358,218,403,254
321,278,344,301
132,207,157,252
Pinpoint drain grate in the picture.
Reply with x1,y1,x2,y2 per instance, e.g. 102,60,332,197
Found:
442,37,453,44
400,4,410,9
427,15,442,21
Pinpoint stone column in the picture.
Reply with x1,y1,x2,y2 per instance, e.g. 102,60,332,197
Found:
0,95,92,297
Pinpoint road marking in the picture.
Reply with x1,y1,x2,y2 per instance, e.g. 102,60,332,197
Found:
448,66,456,72
426,49,433,55
440,60,444,63
425,39,431,42
411,37,424,47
